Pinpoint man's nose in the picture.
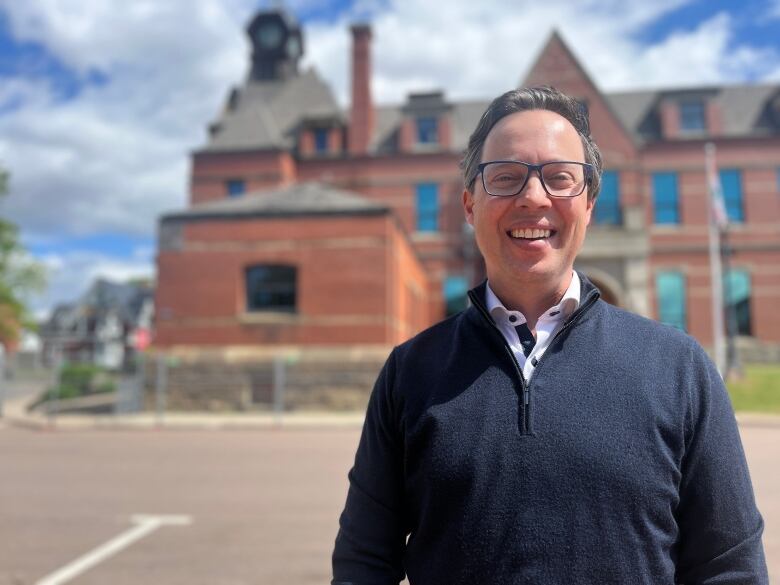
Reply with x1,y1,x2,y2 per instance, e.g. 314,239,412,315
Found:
515,172,551,207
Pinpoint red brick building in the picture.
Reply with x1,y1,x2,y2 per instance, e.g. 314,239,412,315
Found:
156,8,780,359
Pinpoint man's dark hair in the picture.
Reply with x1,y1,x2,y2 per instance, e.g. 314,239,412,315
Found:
461,86,603,201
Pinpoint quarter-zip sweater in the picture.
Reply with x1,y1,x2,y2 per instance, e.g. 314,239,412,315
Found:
332,278,768,585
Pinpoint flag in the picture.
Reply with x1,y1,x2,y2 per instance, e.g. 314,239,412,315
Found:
705,143,728,230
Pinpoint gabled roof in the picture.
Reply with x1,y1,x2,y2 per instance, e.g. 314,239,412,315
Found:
204,69,342,152
163,181,389,221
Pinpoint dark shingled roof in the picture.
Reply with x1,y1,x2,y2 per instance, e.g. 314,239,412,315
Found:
607,84,780,143
200,31,778,155
163,182,389,221
204,69,342,152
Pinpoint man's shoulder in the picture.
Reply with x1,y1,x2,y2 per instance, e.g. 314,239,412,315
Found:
394,309,473,359
595,299,702,353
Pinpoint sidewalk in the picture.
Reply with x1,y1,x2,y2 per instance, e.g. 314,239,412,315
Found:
1,393,366,431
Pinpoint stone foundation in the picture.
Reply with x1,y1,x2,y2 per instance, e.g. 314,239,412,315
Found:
143,346,391,412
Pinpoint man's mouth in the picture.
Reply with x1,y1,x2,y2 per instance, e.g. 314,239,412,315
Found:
508,228,554,241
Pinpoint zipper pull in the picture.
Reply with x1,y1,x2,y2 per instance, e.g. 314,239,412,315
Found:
524,387,530,405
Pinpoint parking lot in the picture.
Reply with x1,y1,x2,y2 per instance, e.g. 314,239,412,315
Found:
0,420,777,584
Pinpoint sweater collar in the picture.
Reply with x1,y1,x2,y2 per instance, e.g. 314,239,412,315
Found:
485,271,581,325
468,271,601,325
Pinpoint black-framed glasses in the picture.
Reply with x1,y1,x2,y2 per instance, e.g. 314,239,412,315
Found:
476,160,593,198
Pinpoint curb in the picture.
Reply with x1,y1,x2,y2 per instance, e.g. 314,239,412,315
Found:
1,411,366,431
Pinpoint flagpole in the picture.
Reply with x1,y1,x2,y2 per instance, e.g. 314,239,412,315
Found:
705,142,726,377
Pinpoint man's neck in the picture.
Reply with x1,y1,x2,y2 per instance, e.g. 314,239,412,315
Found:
487,272,574,331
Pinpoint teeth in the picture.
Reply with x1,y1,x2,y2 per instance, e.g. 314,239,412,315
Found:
510,228,551,239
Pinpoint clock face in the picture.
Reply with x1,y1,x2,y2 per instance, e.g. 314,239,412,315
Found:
255,21,284,50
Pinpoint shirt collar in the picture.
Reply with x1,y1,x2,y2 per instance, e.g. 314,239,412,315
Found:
485,272,581,324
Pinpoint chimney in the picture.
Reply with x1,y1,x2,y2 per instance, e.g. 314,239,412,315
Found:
349,24,374,156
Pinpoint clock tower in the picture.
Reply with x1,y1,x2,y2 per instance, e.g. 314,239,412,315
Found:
247,10,304,81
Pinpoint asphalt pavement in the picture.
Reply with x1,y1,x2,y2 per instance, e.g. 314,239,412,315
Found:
0,375,777,584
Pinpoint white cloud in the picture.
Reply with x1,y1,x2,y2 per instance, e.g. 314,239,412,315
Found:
0,0,257,240
301,1,779,105
302,0,698,104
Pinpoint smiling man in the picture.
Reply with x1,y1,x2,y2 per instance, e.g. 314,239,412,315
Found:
332,87,768,584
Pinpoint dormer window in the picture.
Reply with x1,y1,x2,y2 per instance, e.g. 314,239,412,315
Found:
680,100,705,133
416,116,438,145
314,128,329,153
299,118,342,157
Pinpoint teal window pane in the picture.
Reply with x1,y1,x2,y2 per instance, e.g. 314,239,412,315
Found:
416,183,438,232
652,172,679,224
718,169,743,222
594,171,621,225
227,179,245,197
417,117,438,144
724,269,751,335
443,276,469,316
656,271,686,331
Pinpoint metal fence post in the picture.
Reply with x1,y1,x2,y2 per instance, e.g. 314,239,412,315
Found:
47,349,63,426
0,352,5,418
156,353,168,426
273,356,285,423
136,352,146,412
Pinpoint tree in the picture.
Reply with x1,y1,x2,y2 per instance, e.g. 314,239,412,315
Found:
0,167,46,348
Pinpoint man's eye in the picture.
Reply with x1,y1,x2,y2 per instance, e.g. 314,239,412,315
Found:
546,173,575,184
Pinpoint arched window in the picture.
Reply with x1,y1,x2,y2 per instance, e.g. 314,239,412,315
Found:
656,271,686,331
245,265,296,312
724,269,751,336
443,276,468,316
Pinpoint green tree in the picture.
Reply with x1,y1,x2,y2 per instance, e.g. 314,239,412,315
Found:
0,167,46,346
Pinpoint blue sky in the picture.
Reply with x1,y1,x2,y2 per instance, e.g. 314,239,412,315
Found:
0,0,778,318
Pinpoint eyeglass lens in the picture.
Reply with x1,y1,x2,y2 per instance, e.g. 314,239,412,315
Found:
482,162,587,197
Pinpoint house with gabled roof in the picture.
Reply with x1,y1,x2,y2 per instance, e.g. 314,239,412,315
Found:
155,7,780,362
41,278,154,369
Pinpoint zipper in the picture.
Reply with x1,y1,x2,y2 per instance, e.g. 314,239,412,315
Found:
468,287,600,435
468,294,529,432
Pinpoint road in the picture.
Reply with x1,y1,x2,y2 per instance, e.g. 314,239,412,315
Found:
0,421,777,584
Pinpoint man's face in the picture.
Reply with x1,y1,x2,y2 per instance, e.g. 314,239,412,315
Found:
463,109,594,293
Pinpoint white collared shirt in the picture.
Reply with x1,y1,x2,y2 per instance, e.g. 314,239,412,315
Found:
486,272,581,381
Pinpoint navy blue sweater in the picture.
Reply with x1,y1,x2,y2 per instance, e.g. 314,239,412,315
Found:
332,279,767,584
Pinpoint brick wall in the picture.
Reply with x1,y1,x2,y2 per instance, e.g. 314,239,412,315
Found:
155,209,431,347
191,150,297,204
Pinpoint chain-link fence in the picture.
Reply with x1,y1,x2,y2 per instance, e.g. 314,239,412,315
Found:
18,348,387,421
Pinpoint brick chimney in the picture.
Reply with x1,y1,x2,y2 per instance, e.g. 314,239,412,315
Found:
348,24,374,156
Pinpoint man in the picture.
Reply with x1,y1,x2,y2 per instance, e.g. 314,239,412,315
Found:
332,87,768,584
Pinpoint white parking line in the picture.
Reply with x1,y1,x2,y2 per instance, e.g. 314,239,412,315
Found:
36,514,192,585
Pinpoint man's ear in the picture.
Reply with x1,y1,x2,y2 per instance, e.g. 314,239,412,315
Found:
463,188,475,226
